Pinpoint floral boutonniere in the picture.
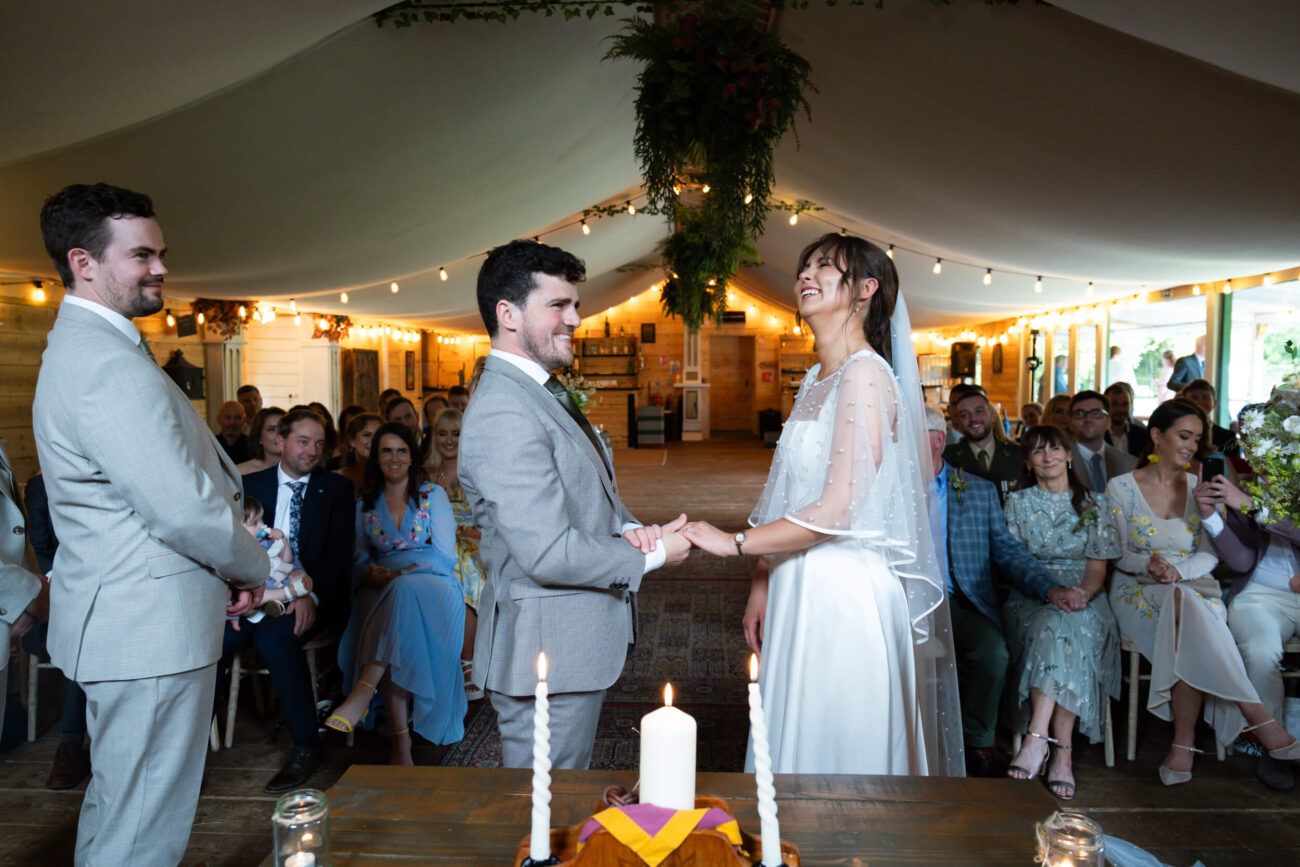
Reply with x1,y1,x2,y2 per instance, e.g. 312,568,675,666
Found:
1073,506,1100,534
950,468,969,504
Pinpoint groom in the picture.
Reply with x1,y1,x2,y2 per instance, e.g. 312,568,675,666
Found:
460,239,691,769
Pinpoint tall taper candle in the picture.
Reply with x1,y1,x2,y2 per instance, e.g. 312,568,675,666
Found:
529,652,552,861
748,654,782,866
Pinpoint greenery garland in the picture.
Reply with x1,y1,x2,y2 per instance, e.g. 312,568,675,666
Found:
190,298,254,340
312,314,353,342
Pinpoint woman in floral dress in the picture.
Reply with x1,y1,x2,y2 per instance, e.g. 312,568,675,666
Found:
328,423,467,763
1002,425,1121,799
1107,400,1299,785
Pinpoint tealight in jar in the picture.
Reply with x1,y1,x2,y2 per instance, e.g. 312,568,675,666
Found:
1035,811,1104,867
272,788,331,867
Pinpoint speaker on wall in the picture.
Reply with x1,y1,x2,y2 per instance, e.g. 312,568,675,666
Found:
950,342,977,378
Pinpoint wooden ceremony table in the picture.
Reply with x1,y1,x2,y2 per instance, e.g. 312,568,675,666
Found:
262,765,1058,865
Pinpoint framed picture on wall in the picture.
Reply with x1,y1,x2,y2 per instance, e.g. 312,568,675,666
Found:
641,323,656,344
405,351,416,391
992,343,1004,374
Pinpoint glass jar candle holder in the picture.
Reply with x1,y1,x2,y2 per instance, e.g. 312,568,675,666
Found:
1035,811,1104,867
272,788,331,867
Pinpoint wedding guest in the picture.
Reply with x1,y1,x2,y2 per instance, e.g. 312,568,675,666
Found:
420,394,449,438
1168,335,1206,392
1156,350,1177,402
943,393,1020,500
1107,346,1134,390
384,396,421,437
3,445,48,767
1178,379,1237,455
944,382,987,445
335,413,383,495
327,423,467,764
1105,399,1299,785
1069,391,1136,493
1103,382,1146,457
467,356,488,396
1045,394,1073,434
925,408,1070,777
1002,425,1121,800
378,388,402,416
214,400,251,464
237,406,286,474
1053,355,1069,395
307,402,338,462
447,385,470,412
424,407,486,701
21,471,91,789
237,384,262,432
330,404,368,469
1197,471,1300,790
1020,402,1043,433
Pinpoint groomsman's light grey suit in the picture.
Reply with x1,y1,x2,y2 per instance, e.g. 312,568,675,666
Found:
34,300,267,865
0,442,43,730
460,352,647,769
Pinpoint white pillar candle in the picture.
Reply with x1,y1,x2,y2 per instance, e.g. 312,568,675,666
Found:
639,683,697,810
748,654,782,866
282,853,315,867
529,652,552,862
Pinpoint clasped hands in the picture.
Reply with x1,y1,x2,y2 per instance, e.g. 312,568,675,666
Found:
620,517,746,565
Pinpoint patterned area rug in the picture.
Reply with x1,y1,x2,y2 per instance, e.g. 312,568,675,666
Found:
440,567,756,771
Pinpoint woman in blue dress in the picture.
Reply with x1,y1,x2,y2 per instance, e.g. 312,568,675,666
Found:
327,422,467,764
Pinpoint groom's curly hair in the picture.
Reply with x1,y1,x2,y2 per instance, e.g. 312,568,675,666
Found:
477,239,586,337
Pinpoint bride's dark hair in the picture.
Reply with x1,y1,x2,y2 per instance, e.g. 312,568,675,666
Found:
796,233,899,361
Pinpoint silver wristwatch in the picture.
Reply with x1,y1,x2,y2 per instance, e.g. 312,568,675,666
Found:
734,531,747,556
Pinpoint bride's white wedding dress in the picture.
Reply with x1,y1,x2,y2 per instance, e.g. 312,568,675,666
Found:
746,347,962,776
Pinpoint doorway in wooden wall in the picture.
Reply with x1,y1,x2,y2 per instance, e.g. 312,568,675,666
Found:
708,334,755,434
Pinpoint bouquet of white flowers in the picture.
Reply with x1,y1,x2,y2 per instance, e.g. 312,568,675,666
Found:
1239,340,1300,525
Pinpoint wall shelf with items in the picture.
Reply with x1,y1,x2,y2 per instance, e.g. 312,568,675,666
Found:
573,337,640,390
778,336,818,416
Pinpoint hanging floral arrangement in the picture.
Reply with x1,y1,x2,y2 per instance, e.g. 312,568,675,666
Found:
190,298,254,340
312,314,352,342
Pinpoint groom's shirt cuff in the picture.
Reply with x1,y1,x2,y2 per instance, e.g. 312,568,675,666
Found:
622,522,667,574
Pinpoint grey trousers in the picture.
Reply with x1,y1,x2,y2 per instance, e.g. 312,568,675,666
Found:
489,687,606,770
77,663,216,867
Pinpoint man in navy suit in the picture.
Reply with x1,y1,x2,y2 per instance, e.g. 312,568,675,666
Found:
924,408,1072,776
226,408,354,792
1167,334,1206,392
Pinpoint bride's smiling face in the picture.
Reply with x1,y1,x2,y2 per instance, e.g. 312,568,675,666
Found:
795,246,875,325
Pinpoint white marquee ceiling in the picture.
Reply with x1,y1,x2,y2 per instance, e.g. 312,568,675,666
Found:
2,1,1297,332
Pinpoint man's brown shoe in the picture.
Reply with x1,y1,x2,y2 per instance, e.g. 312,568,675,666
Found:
46,741,91,790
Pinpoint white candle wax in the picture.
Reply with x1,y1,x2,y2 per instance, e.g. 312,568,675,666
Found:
748,655,782,866
529,653,552,861
639,683,696,810
283,852,315,867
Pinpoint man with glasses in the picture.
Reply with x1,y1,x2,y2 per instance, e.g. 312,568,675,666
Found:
1068,391,1136,493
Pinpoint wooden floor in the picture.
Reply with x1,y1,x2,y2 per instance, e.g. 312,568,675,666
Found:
3,435,1299,865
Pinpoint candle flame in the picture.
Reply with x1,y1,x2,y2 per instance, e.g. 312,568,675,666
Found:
750,653,759,681
664,683,673,707
537,651,548,681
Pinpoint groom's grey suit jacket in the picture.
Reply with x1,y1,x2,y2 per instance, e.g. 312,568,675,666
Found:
33,301,267,682
460,355,646,696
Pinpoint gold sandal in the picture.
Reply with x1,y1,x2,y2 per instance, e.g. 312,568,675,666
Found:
324,679,378,734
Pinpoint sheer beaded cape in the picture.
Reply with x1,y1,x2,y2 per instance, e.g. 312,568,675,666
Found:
749,296,965,777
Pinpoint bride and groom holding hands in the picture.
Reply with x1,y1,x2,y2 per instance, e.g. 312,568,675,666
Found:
462,233,963,777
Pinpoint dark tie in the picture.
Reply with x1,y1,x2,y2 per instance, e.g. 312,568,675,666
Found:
1089,453,1105,493
977,448,991,475
288,481,306,558
137,336,156,363
543,375,612,479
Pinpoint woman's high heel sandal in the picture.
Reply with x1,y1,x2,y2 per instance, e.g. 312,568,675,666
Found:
1007,731,1054,780
1243,719,1300,761
325,679,378,734
462,658,484,701
1159,742,1202,786
1047,744,1075,800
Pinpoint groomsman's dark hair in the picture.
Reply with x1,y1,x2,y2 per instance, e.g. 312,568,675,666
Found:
477,239,585,337
40,183,156,288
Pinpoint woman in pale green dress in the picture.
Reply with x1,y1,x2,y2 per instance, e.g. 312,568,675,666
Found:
423,407,487,700
1002,425,1120,800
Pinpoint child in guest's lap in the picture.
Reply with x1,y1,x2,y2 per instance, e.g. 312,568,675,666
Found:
227,496,312,628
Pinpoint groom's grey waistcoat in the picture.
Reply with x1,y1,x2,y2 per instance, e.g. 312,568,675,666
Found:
460,355,645,696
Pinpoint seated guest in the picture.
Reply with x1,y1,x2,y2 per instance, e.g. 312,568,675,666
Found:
21,470,90,790
236,406,286,474
1178,379,1238,456
1197,472,1300,790
1019,402,1043,436
943,393,1021,500
1069,390,1137,493
328,423,467,764
384,396,421,438
447,385,470,412
1002,425,1122,800
420,394,448,440
944,382,986,445
925,408,1069,777
424,408,486,701
237,384,262,432
1044,393,1073,435
1106,400,1299,786
215,400,251,464
330,404,368,470
377,388,403,417
307,402,338,464
1103,382,1146,457
227,408,355,793
335,413,382,495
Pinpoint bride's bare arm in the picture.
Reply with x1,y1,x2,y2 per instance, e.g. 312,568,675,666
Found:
682,517,829,558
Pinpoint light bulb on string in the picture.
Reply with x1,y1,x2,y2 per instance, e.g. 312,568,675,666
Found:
439,267,448,281
390,281,400,294
626,200,635,215
31,280,46,303
251,309,262,323
1087,282,1095,296
744,192,753,205
293,313,301,326
238,305,247,319
886,245,894,259
788,212,798,226
165,310,175,327
1192,284,1201,295
1034,276,1043,294
701,184,710,194
384,325,391,336
340,292,348,304
289,298,297,314
581,220,590,235
265,308,276,323
1223,279,1232,294
983,269,992,286
932,259,942,275
196,311,205,325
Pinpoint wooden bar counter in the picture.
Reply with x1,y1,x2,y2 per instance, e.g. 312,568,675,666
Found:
261,766,1058,865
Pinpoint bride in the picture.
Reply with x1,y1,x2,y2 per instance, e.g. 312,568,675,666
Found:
684,233,963,776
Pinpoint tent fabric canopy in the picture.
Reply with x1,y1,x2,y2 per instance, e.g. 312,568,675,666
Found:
2,1,1296,331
